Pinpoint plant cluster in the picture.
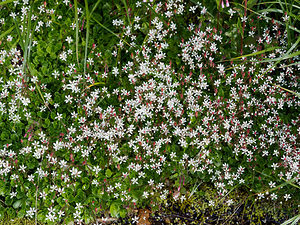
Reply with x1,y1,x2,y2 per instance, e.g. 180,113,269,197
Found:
0,0,299,224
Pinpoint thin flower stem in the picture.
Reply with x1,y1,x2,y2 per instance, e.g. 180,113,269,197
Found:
75,0,79,66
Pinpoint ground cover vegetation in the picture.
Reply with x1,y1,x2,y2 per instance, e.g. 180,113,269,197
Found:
0,0,299,224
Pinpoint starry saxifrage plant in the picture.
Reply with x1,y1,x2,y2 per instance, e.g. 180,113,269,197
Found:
0,0,299,224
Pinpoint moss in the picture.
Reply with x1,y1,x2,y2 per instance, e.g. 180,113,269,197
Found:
0,218,43,225
146,183,299,225
0,183,297,224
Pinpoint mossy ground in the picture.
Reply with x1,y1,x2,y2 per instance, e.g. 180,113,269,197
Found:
0,218,41,225
147,183,298,225
2,183,297,225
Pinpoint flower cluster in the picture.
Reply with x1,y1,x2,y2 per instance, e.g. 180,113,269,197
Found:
0,0,298,224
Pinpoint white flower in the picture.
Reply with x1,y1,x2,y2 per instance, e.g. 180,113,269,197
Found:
26,207,36,219
31,76,38,83
282,14,289,22
228,8,235,18
180,195,186,202
55,113,63,121
132,177,138,185
7,35,13,42
65,36,73,44
270,193,277,200
58,210,65,218
143,191,149,198
10,12,17,19
132,216,139,223
170,150,177,159
75,202,84,210
65,95,73,104
258,193,264,199
52,70,59,78
70,167,82,178
28,174,34,182
269,181,276,188
148,179,154,185
59,51,67,61
10,191,17,199
241,16,248,23
63,0,70,5
227,199,234,206
283,194,291,201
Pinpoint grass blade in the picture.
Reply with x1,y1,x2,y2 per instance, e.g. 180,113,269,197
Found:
91,16,131,46
257,8,297,19
122,0,131,25
0,0,14,6
257,36,300,77
259,50,300,63
84,0,90,75
232,2,300,33
272,84,300,98
256,2,300,10
281,215,300,225
0,25,15,40
74,0,79,66
12,18,24,50
258,34,300,63
228,46,279,61
88,82,105,88
22,5,33,72
141,1,169,26
291,216,300,225
279,62,300,68
90,0,101,17
280,177,300,189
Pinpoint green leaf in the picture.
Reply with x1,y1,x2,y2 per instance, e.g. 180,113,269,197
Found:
17,209,25,218
75,189,86,202
82,184,89,190
237,17,243,38
0,206,4,219
105,169,112,178
90,0,101,16
51,111,56,120
218,88,224,97
0,186,5,196
170,173,179,179
46,45,52,54
120,208,127,218
6,207,16,218
82,177,90,183
13,200,22,209
37,212,45,222
1,131,9,140
247,0,258,9
43,118,51,128
91,16,130,47
110,202,120,218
